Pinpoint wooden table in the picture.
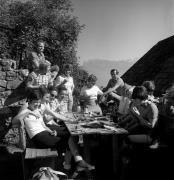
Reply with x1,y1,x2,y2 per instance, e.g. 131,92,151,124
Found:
63,113,128,178
63,112,127,135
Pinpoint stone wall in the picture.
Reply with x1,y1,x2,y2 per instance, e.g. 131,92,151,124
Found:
0,58,29,108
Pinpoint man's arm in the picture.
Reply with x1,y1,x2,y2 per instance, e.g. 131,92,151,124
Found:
102,79,112,92
104,78,124,95
109,92,122,101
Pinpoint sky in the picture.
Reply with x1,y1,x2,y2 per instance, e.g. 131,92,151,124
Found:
71,0,174,65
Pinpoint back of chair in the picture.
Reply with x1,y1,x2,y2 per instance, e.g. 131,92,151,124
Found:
12,110,58,159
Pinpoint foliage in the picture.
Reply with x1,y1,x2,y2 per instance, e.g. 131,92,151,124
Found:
0,0,89,89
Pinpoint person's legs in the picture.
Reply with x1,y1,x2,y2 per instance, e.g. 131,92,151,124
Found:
32,131,95,171
127,134,153,144
68,137,95,171
63,150,72,170
31,131,66,149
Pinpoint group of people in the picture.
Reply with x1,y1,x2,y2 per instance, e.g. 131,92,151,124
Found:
79,67,159,148
12,39,164,177
100,68,159,146
13,40,96,173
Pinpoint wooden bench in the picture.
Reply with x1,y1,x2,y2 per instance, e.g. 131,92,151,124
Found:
2,107,58,180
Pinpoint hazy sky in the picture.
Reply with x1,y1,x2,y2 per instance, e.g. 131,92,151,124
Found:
71,0,174,65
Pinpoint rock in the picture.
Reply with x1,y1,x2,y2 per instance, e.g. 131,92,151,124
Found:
0,80,7,88
6,79,23,90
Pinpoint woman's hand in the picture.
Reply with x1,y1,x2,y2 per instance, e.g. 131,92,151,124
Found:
130,107,151,127
50,130,57,136
131,106,140,116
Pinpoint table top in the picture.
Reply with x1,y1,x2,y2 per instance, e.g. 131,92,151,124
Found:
63,112,128,136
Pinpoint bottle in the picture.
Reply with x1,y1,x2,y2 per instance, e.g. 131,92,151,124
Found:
77,105,81,113
84,106,88,114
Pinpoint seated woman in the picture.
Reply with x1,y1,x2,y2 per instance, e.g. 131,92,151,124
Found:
48,87,74,170
142,80,159,104
80,74,103,115
17,89,95,171
122,86,159,145
12,87,68,126
49,87,59,111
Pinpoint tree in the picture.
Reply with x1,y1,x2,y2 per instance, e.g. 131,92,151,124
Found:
0,0,89,89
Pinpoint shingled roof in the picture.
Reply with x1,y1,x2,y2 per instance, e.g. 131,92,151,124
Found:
121,35,174,96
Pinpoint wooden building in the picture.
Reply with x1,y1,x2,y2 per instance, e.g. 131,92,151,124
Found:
122,35,174,96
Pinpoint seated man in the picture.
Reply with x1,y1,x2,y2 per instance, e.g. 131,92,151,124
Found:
102,68,132,97
102,69,125,96
19,89,95,172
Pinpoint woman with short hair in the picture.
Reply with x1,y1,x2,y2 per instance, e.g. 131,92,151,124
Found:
123,86,159,144
142,80,159,103
80,74,103,115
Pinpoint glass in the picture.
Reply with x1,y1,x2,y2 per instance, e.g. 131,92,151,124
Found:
84,107,88,114
76,105,81,113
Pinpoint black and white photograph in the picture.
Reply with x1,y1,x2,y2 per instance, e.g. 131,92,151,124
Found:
0,0,174,179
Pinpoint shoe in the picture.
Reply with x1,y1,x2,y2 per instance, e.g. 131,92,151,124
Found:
149,140,168,149
76,160,95,172
63,161,71,170
149,140,159,149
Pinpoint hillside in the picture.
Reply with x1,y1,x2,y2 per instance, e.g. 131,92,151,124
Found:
82,59,137,86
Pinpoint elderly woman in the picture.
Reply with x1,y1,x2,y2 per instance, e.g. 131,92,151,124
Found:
80,74,103,115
